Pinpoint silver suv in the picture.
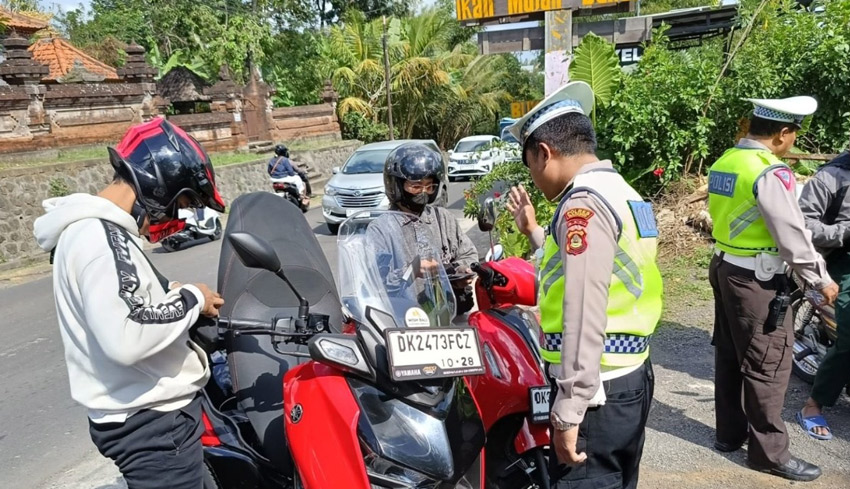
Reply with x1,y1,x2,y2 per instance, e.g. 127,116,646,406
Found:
322,139,448,234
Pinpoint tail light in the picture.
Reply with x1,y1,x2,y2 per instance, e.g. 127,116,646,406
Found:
201,411,222,447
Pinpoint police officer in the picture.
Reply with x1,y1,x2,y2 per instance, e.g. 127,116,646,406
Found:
707,96,839,482
506,82,663,489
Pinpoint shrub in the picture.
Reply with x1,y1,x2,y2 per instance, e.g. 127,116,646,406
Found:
341,112,397,143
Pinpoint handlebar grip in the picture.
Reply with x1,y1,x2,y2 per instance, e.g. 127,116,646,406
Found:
218,318,273,330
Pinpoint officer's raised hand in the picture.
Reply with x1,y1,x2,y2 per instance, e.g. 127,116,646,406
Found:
553,425,587,466
507,184,538,236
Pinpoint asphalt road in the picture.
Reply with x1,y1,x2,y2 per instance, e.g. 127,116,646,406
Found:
0,182,486,489
4,180,849,489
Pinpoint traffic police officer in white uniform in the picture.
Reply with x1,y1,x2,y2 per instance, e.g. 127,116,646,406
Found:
707,96,838,482
507,82,663,489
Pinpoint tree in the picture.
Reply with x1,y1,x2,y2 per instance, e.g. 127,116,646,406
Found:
320,8,511,145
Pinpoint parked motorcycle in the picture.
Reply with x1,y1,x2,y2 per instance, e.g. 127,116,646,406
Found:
271,179,309,213
789,270,847,393
161,207,222,252
191,192,550,489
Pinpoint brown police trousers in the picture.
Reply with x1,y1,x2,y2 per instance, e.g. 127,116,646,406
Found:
709,253,794,468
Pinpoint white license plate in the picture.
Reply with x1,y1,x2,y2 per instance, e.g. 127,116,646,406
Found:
385,328,485,381
346,209,370,218
529,386,550,423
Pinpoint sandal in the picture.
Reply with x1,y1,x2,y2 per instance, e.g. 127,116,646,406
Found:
795,410,833,441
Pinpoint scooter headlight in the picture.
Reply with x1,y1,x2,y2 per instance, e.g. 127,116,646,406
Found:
349,379,454,481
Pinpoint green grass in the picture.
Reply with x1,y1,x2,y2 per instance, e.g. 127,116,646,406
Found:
659,243,715,314
0,146,106,170
210,152,265,167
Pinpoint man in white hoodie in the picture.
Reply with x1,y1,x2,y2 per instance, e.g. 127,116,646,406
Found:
33,118,226,489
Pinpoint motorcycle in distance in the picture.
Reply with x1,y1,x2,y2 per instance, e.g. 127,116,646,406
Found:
191,191,550,489
464,193,551,489
160,207,223,252
271,178,309,213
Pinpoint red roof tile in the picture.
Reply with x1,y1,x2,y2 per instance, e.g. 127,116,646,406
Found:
0,8,49,34
28,38,119,82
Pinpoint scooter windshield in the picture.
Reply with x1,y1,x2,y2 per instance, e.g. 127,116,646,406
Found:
338,211,457,330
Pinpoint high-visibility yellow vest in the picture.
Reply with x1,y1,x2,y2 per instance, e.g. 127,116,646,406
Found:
537,169,663,367
707,147,787,256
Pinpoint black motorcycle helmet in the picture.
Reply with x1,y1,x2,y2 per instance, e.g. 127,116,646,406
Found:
383,143,444,213
108,118,226,239
275,144,289,158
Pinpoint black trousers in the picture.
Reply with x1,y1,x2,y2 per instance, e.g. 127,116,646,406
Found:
549,360,654,489
89,396,204,489
709,255,793,467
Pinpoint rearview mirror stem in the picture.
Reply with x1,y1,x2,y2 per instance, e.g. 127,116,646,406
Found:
274,269,310,322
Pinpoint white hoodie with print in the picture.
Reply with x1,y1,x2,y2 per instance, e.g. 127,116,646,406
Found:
33,193,210,423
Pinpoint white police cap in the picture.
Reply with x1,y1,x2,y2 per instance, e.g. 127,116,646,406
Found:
744,95,818,127
508,81,595,145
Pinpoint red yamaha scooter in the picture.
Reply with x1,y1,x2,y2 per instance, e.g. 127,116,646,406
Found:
192,192,550,489
466,196,551,489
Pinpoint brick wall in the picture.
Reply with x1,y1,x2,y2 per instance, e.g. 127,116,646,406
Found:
270,103,341,142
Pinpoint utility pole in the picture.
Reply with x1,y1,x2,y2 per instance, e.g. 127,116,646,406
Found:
382,16,395,140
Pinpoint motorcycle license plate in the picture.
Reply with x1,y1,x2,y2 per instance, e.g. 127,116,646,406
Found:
385,328,485,381
529,386,550,423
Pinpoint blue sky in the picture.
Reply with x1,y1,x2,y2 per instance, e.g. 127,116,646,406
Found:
46,0,88,12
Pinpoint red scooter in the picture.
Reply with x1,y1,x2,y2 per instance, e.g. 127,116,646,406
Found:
192,192,549,489
466,196,550,489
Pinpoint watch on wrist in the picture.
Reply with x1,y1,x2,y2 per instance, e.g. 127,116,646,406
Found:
550,412,577,431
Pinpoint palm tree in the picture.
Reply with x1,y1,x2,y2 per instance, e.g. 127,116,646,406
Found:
321,8,512,144
320,11,386,119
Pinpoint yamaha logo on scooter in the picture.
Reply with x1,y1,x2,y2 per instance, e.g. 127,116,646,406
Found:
290,404,303,424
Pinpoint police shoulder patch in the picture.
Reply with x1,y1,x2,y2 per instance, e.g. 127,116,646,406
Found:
773,167,794,191
566,228,588,255
565,207,594,228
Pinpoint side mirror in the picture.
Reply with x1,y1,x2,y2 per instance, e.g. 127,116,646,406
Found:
484,244,504,262
477,197,497,232
228,232,281,273
448,149,454,155
332,166,340,174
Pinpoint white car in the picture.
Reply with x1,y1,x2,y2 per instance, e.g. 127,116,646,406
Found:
322,139,449,234
500,127,522,163
447,135,505,181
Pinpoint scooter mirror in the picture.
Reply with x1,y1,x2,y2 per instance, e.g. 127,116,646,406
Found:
228,232,282,273
484,244,504,262
477,197,497,232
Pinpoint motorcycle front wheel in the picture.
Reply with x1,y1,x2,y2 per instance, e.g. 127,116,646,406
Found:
791,292,819,384
161,240,179,253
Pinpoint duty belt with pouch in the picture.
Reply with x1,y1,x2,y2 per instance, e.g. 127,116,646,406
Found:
714,249,788,280
754,253,791,333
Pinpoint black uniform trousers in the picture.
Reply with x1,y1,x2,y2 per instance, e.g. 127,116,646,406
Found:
548,359,654,489
709,254,793,468
88,396,205,489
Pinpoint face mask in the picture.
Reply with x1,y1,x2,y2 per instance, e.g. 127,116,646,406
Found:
402,190,429,214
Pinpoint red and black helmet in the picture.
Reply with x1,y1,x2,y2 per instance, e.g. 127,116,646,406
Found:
108,117,226,224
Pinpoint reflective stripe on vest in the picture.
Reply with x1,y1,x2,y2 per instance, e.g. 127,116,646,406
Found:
707,147,784,256
537,169,663,368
